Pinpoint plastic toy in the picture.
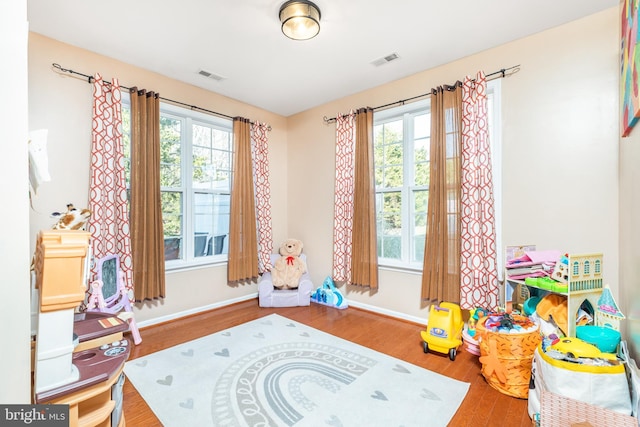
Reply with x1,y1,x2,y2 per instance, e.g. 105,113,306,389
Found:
549,337,618,362
576,325,621,353
420,302,463,361
467,307,487,337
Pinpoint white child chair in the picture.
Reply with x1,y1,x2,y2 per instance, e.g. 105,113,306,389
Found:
87,254,142,345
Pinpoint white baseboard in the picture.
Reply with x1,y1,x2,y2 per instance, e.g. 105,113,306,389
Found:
346,300,427,326
136,293,259,329
136,293,428,329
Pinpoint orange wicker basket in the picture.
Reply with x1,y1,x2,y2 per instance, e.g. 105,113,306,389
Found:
476,316,541,399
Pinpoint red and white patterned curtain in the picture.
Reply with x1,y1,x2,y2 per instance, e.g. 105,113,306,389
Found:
88,74,134,297
251,122,273,273
332,111,356,282
459,71,499,310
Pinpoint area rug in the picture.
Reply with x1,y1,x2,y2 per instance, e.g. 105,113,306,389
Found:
124,314,469,426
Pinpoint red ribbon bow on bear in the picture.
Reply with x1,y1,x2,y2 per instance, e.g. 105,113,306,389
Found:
286,256,295,265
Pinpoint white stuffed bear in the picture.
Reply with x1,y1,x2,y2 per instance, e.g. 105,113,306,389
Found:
272,238,306,290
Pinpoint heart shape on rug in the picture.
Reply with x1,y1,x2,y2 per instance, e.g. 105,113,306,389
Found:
371,390,388,401
222,332,231,336
286,323,296,327
181,349,194,357
135,360,148,367
300,332,310,337
325,415,342,426
393,364,410,373
254,332,265,339
157,375,173,386
179,398,193,409
261,320,272,325
421,388,441,400
214,348,230,357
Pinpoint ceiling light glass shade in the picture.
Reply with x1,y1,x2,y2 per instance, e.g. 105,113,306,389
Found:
279,0,321,40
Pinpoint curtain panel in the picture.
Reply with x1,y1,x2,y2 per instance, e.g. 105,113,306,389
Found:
460,71,499,310
332,108,378,288
88,73,134,299
332,111,356,283
228,117,259,283
421,85,462,304
129,87,166,302
252,122,274,273
351,108,379,288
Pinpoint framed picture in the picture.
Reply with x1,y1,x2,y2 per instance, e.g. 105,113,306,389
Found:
621,0,640,137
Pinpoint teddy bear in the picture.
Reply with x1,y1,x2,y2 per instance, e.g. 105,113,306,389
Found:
271,238,306,290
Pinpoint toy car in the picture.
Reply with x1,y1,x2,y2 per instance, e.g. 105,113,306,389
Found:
420,302,463,361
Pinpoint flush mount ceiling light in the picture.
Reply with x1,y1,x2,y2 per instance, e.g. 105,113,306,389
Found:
279,0,321,41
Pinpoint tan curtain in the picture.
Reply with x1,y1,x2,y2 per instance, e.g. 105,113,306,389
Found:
421,84,462,304
130,87,166,301
351,108,378,288
228,117,259,283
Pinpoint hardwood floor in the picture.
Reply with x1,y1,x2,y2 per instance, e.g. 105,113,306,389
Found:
123,299,533,426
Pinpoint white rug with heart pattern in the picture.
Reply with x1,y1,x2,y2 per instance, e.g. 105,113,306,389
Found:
124,313,469,426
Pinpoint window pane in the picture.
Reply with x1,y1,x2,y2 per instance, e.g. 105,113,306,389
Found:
160,116,182,187
383,165,403,188
192,123,232,191
162,191,183,260
384,120,403,142
374,120,403,190
376,192,402,260
212,129,230,150
413,189,428,263
414,113,429,139
192,145,213,190
193,192,230,256
414,162,430,187
193,124,212,148
414,115,430,187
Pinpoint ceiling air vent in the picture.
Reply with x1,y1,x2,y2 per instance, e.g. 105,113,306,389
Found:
198,69,225,81
371,53,400,67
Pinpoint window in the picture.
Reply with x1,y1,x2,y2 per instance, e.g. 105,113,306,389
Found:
122,97,233,269
373,80,501,270
573,261,580,276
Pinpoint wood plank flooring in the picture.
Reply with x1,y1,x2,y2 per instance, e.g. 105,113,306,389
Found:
123,299,532,426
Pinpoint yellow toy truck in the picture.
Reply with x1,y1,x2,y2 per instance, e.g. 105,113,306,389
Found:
420,302,464,361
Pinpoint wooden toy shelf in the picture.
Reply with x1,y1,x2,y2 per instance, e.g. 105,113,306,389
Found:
505,248,603,337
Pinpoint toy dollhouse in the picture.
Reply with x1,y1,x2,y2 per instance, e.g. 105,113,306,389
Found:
555,253,604,337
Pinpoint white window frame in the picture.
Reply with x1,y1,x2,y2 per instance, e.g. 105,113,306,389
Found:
374,79,502,273
122,94,233,271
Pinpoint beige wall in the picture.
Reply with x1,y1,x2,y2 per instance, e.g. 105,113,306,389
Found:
620,69,640,360
2,0,31,403
27,8,624,336
28,33,290,324
288,8,620,323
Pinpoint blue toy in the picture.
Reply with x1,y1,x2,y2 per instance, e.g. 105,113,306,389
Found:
310,276,348,309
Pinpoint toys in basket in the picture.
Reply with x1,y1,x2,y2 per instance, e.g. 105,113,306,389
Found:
310,276,348,309
477,313,541,399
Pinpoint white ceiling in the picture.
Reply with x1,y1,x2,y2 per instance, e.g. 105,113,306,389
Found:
28,0,619,117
